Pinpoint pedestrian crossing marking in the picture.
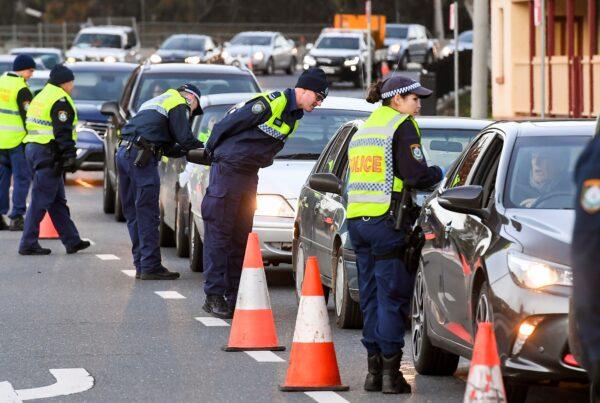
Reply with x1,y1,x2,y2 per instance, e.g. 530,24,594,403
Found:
154,291,186,299
96,254,120,260
194,317,230,327
305,391,349,403
121,270,136,277
244,351,284,362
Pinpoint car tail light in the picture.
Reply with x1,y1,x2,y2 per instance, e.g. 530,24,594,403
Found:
563,353,581,368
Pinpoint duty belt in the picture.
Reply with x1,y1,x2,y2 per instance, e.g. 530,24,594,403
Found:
119,138,162,158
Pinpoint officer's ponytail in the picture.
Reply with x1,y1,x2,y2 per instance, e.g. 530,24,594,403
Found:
366,79,384,104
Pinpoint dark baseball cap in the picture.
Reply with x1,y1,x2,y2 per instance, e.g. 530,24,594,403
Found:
381,75,432,99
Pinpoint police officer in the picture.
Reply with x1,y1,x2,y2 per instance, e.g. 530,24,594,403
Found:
19,64,90,255
0,55,35,231
118,83,203,280
346,76,442,394
572,119,600,402
201,67,329,318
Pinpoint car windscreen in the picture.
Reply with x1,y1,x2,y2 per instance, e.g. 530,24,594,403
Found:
161,36,205,51
131,73,260,112
230,35,271,46
14,53,60,68
28,76,48,94
74,33,122,48
504,135,589,209
387,27,408,39
71,70,133,102
316,37,360,50
0,62,13,74
420,129,480,170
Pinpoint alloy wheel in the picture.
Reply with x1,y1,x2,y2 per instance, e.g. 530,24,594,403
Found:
335,256,345,317
411,270,426,361
294,243,305,299
475,287,492,324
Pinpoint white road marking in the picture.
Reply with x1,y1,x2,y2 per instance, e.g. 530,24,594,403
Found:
121,270,137,277
96,254,120,260
154,291,186,299
305,391,349,403
0,382,19,402
194,317,230,327
0,368,95,401
244,351,284,362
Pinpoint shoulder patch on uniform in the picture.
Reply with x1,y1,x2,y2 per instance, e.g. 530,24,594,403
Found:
252,100,266,114
268,91,281,101
410,144,424,161
581,179,600,214
58,110,68,122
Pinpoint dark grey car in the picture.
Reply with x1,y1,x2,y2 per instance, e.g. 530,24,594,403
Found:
293,117,490,329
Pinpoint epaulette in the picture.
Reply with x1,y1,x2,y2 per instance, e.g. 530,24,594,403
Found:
267,91,281,101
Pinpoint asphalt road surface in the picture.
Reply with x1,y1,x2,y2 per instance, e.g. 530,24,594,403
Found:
0,173,589,402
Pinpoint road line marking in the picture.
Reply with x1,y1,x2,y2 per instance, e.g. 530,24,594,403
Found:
244,351,285,362
15,368,94,400
74,179,94,188
0,382,19,402
121,270,137,277
154,291,186,299
96,254,120,260
305,391,349,403
194,317,230,327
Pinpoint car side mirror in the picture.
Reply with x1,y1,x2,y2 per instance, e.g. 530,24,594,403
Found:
438,185,488,219
100,101,119,117
309,173,342,195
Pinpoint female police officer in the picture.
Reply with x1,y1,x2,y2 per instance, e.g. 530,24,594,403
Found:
346,76,443,394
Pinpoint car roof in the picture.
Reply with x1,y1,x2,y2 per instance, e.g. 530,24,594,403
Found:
0,55,16,61
31,70,50,78
201,94,378,112
66,61,138,71
78,26,133,34
234,31,277,37
140,62,254,75
386,23,415,28
200,93,257,108
10,47,62,54
164,34,210,40
488,119,596,138
416,116,492,130
319,31,363,38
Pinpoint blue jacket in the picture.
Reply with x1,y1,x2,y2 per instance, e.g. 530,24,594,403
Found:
206,88,303,173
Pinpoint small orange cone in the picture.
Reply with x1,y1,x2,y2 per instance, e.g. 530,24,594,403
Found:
280,256,348,392
39,212,59,239
223,232,285,352
381,61,391,77
463,322,506,402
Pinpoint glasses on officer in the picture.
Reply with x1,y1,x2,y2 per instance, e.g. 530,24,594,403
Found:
315,93,325,103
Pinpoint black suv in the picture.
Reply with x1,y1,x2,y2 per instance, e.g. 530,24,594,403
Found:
100,63,260,221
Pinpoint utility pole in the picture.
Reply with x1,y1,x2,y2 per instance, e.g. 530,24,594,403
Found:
452,1,459,116
365,0,372,90
471,0,489,118
433,0,444,40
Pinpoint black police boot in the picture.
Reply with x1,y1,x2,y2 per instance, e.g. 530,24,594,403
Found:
203,295,233,319
364,353,383,391
0,215,7,230
19,246,51,255
8,216,23,231
140,266,180,280
381,353,411,394
66,240,91,254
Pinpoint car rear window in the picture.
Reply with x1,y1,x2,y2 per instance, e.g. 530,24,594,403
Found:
71,70,134,102
420,128,480,170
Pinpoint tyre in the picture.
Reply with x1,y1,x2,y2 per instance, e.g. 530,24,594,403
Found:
504,381,529,403
158,204,175,247
265,58,275,75
474,282,493,325
114,169,125,222
292,239,307,302
103,162,115,214
188,211,203,272
332,246,362,329
175,191,189,258
286,57,296,75
411,263,460,375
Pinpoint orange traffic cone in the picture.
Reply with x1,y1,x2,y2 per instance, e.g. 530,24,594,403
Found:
280,256,348,392
39,212,59,239
464,322,506,402
380,61,391,77
223,232,285,352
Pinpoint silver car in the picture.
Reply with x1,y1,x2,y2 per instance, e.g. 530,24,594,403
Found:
222,31,297,75
182,96,377,272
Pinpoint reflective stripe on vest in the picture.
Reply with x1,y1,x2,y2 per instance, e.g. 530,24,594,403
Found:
253,92,298,142
0,73,28,149
347,106,416,219
23,84,78,145
138,89,188,117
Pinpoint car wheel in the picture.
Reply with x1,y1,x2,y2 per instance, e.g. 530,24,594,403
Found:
265,58,275,75
292,239,306,303
286,57,296,75
503,381,529,403
189,210,204,272
114,169,125,222
474,282,493,325
158,204,175,247
175,191,189,258
333,246,362,329
412,263,460,375
103,162,115,214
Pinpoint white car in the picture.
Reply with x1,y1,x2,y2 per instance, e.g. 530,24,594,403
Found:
66,25,141,63
181,94,377,271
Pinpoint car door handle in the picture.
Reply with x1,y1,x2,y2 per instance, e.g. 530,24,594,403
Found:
424,207,432,216
444,222,453,238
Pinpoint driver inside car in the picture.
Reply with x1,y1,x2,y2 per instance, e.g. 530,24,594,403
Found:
517,148,570,207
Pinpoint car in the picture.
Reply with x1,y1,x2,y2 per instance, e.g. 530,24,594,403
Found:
10,47,64,69
149,34,221,65
295,117,490,329
178,96,378,271
302,30,370,88
100,63,261,222
27,69,50,94
385,23,439,69
0,55,47,74
222,31,297,75
66,25,141,63
441,30,473,58
410,120,593,400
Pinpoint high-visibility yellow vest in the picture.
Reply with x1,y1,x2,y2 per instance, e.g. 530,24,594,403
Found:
23,84,78,144
138,88,188,117
253,91,299,142
347,105,420,219
0,73,28,149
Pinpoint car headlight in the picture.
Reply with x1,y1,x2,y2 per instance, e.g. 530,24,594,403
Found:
221,50,230,59
149,54,162,63
389,44,401,54
104,56,117,63
66,56,77,63
185,56,201,64
344,56,360,66
507,251,572,289
253,51,264,61
255,194,295,218
303,54,316,67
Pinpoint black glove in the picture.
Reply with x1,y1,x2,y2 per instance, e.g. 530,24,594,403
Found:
162,144,186,158
61,157,77,173
186,148,212,165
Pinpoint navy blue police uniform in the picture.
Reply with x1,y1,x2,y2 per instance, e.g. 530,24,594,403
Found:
117,84,203,280
571,131,600,401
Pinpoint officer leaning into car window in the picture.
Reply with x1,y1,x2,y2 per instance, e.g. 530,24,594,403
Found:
571,124,600,403
18,64,90,256
0,55,35,231
117,83,203,280
200,67,329,319
346,76,443,394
